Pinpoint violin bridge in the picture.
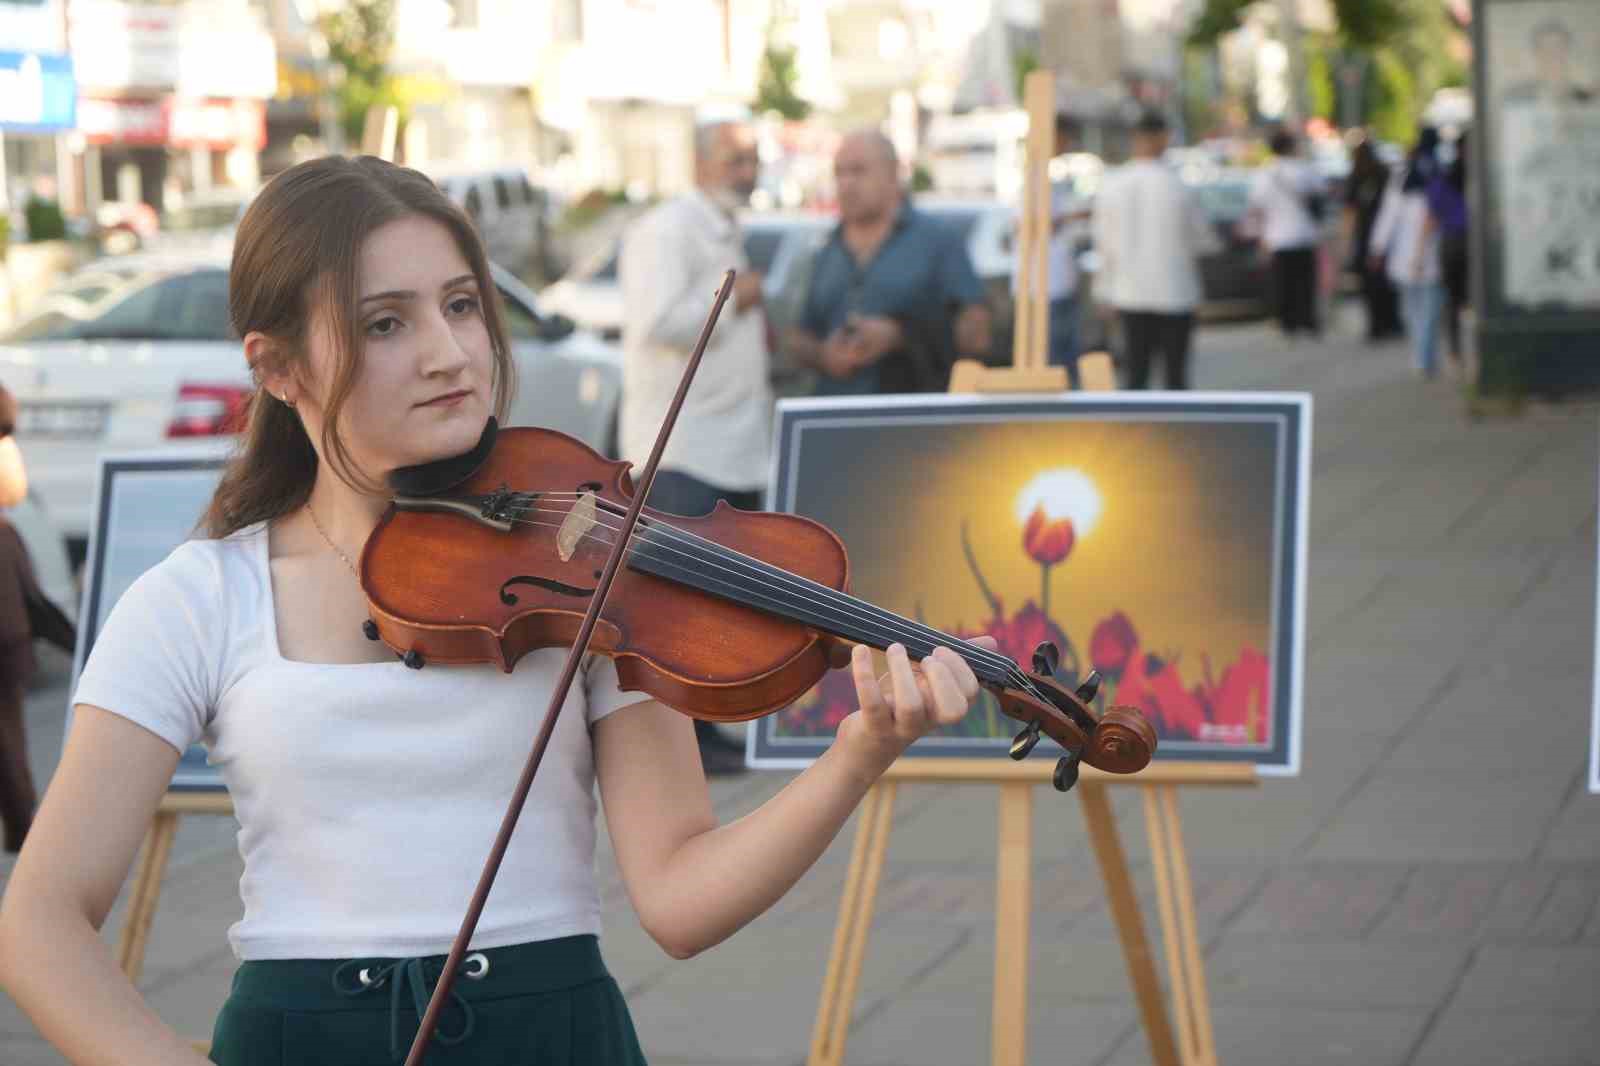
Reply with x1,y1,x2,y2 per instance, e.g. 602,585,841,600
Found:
558,491,599,562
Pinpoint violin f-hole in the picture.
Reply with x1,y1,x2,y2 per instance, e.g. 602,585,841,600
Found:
499,574,599,605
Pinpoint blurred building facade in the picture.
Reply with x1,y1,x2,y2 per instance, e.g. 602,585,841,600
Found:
4,0,1345,224
0,0,76,214
69,0,276,214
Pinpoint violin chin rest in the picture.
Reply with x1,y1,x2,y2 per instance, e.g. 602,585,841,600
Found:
388,416,499,497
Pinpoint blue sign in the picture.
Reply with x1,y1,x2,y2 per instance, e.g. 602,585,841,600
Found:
0,50,76,133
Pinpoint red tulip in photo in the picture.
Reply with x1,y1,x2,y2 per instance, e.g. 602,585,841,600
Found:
1089,611,1138,677
1022,504,1075,566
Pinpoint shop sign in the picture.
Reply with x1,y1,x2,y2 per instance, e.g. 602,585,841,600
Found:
70,1,275,99
0,0,67,55
78,96,266,150
0,49,76,133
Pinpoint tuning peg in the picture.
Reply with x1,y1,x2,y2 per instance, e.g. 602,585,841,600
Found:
1009,720,1042,760
1074,670,1102,704
1031,641,1060,677
1053,751,1081,793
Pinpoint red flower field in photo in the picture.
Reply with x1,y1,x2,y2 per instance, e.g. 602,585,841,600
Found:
1089,611,1138,677
773,511,1272,750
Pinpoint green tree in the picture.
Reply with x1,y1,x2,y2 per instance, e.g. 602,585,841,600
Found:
23,198,67,242
755,37,811,121
1187,0,1407,49
1369,47,1418,142
318,0,399,144
1186,0,1465,137
1012,46,1039,106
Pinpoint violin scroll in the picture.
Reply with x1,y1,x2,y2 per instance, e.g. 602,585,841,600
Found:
995,646,1158,790
1082,707,1157,775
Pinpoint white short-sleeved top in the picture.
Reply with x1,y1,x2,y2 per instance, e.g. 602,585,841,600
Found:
1247,160,1323,251
72,522,652,961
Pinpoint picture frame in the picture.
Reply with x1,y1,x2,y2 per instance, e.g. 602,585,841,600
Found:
748,392,1311,776
69,445,232,791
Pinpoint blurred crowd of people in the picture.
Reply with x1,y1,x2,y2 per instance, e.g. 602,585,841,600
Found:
602,111,1472,770
1357,127,1472,380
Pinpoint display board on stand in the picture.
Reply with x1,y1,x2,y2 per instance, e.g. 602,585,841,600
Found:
67,447,233,984
767,71,1311,1066
1592,450,1600,795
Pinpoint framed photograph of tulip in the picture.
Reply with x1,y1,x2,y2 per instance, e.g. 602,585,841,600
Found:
749,392,1310,776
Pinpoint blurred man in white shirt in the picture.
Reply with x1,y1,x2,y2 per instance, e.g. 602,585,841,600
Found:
1247,127,1326,338
618,119,771,773
1091,111,1220,389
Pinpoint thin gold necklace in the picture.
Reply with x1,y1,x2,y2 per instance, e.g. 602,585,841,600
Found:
306,503,359,577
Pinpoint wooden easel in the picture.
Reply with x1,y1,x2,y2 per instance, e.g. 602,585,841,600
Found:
118,791,235,982
806,71,1257,1066
118,790,235,1055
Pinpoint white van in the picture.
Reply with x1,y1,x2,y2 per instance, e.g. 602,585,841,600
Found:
433,167,551,281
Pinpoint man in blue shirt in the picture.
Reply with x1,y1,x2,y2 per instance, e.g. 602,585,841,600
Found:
787,130,991,394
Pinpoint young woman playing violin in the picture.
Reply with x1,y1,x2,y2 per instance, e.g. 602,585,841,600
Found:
0,156,998,1065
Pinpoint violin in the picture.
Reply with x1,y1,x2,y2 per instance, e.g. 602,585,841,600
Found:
382,271,1154,1065
360,418,1157,784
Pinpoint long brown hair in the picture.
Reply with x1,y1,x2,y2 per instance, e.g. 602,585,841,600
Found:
201,155,515,538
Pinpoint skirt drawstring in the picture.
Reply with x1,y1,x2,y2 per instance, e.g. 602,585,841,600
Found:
331,951,490,1061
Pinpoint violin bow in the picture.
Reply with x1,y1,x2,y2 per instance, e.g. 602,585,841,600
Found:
402,270,738,1065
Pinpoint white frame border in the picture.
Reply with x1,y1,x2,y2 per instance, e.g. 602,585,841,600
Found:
753,390,1313,778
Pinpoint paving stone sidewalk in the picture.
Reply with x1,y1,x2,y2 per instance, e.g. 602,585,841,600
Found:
2,315,1597,1065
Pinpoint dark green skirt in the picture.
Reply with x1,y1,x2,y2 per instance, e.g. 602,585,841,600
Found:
208,935,648,1065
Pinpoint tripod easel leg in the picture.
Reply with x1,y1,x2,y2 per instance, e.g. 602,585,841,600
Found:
1079,781,1181,1066
1144,785,1218,1066
117,810,179,982
808,779,898,1066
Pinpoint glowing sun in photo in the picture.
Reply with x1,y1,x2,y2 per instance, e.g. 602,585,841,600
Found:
1015,469,1103,537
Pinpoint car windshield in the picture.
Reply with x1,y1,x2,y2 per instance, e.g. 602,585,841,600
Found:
0,268,230,342
574,227,794,285
923,207,981,243
161,201,244,232
0,268,150,342
1189,181,1252,222
4,262,539,345
744,229,785,274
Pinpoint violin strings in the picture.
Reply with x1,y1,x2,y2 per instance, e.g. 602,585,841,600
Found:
503,494,1029,688
485,495,1033,693
508,507,1022,692
503,498,1017,679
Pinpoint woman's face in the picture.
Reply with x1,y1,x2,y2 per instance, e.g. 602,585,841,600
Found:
302,214,495,478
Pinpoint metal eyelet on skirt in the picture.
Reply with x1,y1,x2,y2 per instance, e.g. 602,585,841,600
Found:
357,967,385,988
462,951,490,979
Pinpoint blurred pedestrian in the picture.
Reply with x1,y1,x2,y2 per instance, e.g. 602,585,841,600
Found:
1369,128,1445,379
787,129,991,395
1428,132,1470,369
1343,137,1403,342
0,383,75,852
1248,127,1326,339
1013,114,1092,386
619,119,771,774
1090,111,1220,390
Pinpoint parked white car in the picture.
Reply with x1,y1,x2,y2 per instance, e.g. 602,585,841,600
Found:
0,252,624,566
433,167,553,281
538,211,834,343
